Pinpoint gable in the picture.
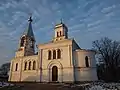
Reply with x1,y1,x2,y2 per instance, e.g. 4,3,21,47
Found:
38,39,72,49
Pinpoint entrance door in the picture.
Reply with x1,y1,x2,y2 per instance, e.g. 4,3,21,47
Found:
52,66,58,81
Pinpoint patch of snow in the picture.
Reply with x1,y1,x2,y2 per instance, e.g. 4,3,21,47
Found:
0,81,14,88
75,82,120,90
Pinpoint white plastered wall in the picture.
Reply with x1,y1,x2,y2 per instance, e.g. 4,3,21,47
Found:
8,58,22,82
20,55,39,82
74,50,98,81
39,40,74,82
9,55,40,82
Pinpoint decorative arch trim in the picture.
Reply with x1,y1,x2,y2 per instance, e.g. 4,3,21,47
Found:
47,61,63,69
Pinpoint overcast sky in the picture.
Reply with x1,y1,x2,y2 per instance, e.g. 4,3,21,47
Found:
0,0,120,66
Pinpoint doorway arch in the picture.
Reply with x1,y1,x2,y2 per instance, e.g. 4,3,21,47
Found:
47,61,63,82
52,66,58,81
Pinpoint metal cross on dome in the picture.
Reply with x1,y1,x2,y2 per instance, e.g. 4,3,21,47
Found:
28,13,33,22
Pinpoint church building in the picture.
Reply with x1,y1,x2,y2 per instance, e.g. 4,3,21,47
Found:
8,16,98,82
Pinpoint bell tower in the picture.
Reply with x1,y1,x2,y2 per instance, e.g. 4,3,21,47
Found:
53,20,68,42
15,16,35,57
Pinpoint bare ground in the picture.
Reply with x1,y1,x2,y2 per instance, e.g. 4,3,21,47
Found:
10,82,80,90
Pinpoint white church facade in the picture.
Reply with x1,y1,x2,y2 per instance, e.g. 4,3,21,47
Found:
8,16,98,82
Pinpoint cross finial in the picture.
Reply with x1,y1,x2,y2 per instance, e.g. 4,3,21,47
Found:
60,18,63,24
28,13,33,22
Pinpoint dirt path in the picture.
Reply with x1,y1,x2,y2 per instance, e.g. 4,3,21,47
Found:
14,83,76,90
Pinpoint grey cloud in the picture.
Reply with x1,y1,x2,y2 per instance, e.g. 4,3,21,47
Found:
0,0,120,67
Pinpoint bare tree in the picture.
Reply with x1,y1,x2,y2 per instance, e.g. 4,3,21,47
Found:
92,37,120,81
0,62,10,76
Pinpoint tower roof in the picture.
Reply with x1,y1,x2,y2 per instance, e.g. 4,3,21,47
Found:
22,16,35,40
54,19,67,29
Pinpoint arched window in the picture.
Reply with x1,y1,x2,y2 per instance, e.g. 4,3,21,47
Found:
24,62,27,70
33,61,36,70
57,49,61,59
53,50,56,59
28,61,31,70
48,50,51,60
85,56,89,67
15,63,18,71
57,32,59,37
20,37,25,47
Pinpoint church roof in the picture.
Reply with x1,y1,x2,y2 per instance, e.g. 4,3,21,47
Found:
55,20,68,29
76,49,96,53
38,38,73,46
22,16,35,40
